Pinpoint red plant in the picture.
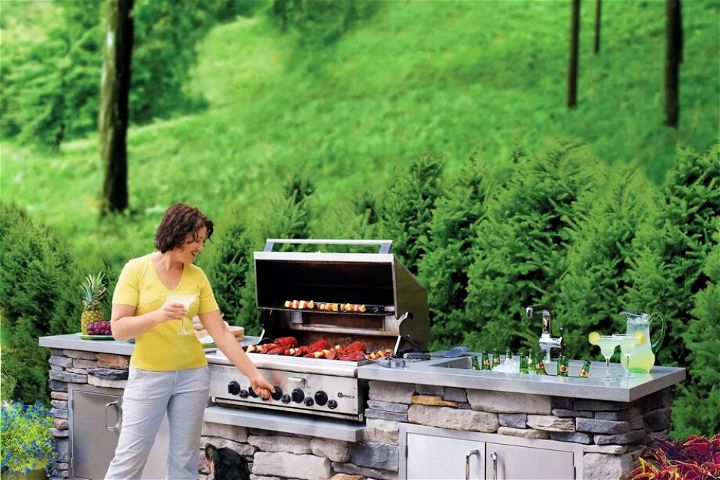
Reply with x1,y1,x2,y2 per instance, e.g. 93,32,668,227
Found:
624,434,720,480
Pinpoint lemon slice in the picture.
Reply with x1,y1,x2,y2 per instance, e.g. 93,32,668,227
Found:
633,331,646,345
588,331,601,346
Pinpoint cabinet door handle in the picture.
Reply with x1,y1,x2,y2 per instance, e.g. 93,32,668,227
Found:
465,449,480,480
491,451,498,480
105,400,122,432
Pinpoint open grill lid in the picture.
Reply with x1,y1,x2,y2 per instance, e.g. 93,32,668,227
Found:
253,239,429,356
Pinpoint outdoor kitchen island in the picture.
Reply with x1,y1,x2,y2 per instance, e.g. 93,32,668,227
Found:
39,335,684,480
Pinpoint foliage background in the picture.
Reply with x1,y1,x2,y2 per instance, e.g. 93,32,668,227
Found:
1,0,718,438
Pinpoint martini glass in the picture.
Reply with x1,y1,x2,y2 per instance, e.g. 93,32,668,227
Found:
596,335,621,377
167,294,197,336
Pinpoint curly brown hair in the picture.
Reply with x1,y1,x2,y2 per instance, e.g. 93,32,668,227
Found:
155,204,214,253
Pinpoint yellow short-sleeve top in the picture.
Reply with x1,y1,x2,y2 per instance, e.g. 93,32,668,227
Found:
112,253,220,371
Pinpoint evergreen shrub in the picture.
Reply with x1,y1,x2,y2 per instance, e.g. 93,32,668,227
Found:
556,168,659,360
672,222,720,438
418,150,506,349
463,142,598,351
625,145,720,365
0,205,81,403
380,152,444,275
0,401,55,475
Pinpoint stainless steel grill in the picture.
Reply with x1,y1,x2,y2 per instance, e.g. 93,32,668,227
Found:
209,239,429,421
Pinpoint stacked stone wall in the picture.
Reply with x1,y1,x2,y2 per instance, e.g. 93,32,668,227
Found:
46,351,672,480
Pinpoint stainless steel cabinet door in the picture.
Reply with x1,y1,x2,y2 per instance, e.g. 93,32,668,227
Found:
71,390,168,479
485,443,575,480
407,432,484,479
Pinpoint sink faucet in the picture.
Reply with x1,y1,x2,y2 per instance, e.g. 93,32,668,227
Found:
526,305,563,362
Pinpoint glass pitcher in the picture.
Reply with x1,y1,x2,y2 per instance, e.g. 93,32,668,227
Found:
620,311,666,373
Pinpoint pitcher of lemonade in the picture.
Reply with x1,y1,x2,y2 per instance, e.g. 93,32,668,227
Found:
620,311,666,373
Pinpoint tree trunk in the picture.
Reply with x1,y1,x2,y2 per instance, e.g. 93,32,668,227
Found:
594,0,602,54
99,0,134,215
665,0,682,128
567,0,581,108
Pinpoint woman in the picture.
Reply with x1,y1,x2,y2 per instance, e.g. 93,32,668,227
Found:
106,203,273,479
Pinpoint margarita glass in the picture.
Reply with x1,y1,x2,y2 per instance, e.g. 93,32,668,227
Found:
167,294,198,336
589,331,620,377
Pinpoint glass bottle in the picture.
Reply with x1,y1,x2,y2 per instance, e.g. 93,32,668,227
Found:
557,355,569,377
534,351,547,375
492,348,501,368
505,347,512,361
472,354,481,370
481,351,491,370
579,360,591,378
519,350,529,374
527,348,537,374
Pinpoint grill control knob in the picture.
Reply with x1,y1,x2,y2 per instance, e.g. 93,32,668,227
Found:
327,399,338,410
227,381,241,396
239,389,249,398
281,394,291,404
314,391,328,406
303,397,314,407
291,388,305,403
248,387,258,398
271,387,283,401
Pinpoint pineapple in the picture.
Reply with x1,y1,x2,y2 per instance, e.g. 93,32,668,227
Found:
80,272,107,335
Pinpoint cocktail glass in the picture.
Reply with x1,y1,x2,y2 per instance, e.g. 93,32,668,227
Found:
596,335,621,377
167,294,198,336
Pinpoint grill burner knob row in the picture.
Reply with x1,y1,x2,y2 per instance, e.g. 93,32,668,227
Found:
304,397,315,407
271,386,283,401
314,391,328,406
291,388,305,403
327,400,338,410
227,381,241,396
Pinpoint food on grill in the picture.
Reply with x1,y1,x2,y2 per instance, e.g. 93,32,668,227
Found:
245,337,393,362
283,300,366,312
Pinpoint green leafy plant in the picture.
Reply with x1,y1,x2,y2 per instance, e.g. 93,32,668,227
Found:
624,434,720,480
0,401,56,476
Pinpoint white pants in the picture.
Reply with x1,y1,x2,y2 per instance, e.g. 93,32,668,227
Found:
105,366,210,480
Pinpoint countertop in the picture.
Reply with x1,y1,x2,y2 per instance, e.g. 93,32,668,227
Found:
39,335,685,402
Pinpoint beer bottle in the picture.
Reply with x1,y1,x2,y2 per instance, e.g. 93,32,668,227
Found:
482,350,491,370
557,355,569,377
534,351,547,375
472,353,481,370
519,349,529,374
492,348,501,367
527,348,537,374
505,347,512,361
579,360,591,378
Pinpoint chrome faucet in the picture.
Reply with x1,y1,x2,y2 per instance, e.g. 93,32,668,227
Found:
526,305,563,362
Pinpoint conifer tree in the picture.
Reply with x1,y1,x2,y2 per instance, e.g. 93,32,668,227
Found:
464,142,597,351
625,145,720,365
418,150,510,348
556,167,659,360
672,222,720,438
208,215,255,328
380,153,443,275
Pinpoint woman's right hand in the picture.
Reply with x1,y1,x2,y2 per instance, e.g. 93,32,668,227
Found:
156,301,186,324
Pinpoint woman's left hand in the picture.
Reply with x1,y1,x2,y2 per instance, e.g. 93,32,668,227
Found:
249,374,275,399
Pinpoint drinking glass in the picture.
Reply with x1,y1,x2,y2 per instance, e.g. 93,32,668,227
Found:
596,335,620,377
614,334,639,379
167,294,198,336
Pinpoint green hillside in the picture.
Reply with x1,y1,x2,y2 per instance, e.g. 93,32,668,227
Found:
1,0,718,267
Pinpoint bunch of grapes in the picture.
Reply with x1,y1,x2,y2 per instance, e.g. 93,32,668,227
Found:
88,321,112,336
